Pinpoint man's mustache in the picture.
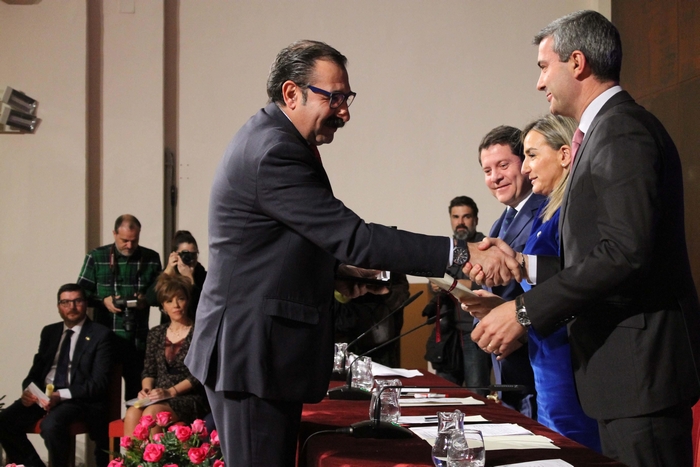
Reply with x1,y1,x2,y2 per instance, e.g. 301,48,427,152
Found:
325,117,345,129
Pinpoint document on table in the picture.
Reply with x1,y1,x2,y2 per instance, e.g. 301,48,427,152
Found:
372,362,422,378
497,460,573,467
410,424,559,451
398,415,488,425
400,396,485,406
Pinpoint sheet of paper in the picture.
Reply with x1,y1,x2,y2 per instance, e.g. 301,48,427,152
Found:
26,382,50,406
125,395,172,407
410,426,559,451
428,274,477,299
371,362,422,378
410,423,531,438
401,388,430,394
398,415,488,425
400,396,485,407
497,460,573,467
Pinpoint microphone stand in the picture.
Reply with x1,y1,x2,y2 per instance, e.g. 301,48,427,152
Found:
348,384,527,439
331,291,424,381
328,316,437,400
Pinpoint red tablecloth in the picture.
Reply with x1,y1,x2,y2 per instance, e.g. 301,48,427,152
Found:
299,372,625,467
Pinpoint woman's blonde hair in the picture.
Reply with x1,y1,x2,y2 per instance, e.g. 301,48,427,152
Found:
521,114,578,221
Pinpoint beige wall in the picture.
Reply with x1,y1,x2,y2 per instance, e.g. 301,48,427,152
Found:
0,0,608,461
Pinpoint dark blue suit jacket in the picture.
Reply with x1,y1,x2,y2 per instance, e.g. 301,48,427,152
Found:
488,193,545,416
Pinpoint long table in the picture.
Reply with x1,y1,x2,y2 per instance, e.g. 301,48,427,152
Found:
298,372,625,467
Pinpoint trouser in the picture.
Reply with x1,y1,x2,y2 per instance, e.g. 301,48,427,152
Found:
598,402,693,467
205,387,303,467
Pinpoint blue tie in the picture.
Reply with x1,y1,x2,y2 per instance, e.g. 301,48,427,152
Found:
498,208,517,239
54,329,74,388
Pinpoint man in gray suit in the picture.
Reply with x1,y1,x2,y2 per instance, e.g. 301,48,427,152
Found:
185,40,515,467
469,11,700,466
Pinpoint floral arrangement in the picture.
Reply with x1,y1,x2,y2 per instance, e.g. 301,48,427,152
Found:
109,412,224,467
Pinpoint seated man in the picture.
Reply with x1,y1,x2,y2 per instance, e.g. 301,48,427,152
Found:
0,284,113,467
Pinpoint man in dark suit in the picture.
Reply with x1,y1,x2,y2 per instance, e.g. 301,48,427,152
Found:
469,10,700,466
478,126,545,418
0,283,113,467
184,40,515,467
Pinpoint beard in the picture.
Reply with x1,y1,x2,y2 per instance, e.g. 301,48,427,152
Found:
453,225,472,241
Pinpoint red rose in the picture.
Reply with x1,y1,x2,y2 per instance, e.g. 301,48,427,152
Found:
213,459,225,467
139,414,156,428
119,436,132,449
132,423,149,441
188,446,207,464
143,443,166,462
210,429,220,445
191,418,207,436
152,432,165,442
175,424,193,442
156,411,173,427
107,459,124,467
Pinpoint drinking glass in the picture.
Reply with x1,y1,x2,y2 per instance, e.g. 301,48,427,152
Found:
333,343,348,373
431,410,464,467
350,356,373,391
369,378,402,423
447,429,485,467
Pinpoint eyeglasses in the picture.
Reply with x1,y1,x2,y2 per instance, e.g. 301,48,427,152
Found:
306,85,356,109
59,298,86,307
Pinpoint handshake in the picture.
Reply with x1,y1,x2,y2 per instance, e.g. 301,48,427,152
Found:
463,237,524,288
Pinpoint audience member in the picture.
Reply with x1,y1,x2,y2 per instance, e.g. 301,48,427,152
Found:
476,126,543,418
469,11,700,466
161,230,207,322
181,40,510,467
423,196,491,394
77,214,162,400
124,274,209,436
0,284,113,467
464,115,600,451
333,273,410,368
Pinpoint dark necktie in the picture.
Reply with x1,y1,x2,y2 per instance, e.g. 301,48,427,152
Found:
498,207,517,239
54,329,74,388
311,145,322,164
571,128,584,165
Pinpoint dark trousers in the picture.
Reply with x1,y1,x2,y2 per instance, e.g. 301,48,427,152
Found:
0,398,108,467
598,403,694,467
115,337,145,400
205,387,302,467
436,330,492,396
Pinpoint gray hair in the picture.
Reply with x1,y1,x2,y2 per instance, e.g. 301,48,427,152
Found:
534,10,622,83
267,40,348,105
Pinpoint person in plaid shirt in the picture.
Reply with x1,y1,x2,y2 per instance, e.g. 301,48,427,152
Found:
77,214,161,399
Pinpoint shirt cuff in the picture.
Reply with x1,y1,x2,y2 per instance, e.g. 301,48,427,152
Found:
526,254,537,284
447,239,454,266
57,388,72,400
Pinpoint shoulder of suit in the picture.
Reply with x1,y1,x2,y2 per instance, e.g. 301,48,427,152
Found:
81,319,112,339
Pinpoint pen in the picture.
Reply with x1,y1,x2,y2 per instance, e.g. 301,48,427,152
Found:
424,416,438,421
414,393,446,398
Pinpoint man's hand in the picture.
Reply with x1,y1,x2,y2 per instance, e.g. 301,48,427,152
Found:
103,295,122,314
471,300,526,359
464,238,521,287
20,389,37,407
459,289,505,319
43,392,61,411
335,264,389,299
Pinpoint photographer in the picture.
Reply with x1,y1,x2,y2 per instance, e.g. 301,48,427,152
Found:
161,230,207,322
77,214,162,400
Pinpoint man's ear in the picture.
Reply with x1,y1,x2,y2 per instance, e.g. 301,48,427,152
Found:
570,50,588,79
281,80,299,109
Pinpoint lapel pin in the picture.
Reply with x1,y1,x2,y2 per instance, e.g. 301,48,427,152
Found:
85,336,91,341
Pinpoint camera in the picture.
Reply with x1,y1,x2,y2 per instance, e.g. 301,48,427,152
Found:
113,295,138,331
178,250,196,266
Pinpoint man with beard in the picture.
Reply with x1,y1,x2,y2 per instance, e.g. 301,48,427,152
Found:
77,214,161,400
184,41,518,467
424,196,491,393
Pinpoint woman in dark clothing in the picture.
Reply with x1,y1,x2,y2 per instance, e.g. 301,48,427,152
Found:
124,274,208,436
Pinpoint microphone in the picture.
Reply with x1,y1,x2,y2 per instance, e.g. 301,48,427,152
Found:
332,291,424,381
328,315,437,400
346,291,424,351
348,384,527,439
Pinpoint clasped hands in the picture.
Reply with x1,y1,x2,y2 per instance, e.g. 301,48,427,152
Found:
460,238,528,359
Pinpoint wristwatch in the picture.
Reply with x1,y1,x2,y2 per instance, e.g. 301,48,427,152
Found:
515,294,531,328
452,246,470,266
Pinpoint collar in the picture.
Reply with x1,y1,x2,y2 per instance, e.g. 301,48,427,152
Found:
579,85,623,133
64,316,87,333
512,190,534,214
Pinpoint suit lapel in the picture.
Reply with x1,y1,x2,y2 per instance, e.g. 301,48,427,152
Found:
502,194,542,245
43,325,63,380
489,210,506,238
70,320,92,379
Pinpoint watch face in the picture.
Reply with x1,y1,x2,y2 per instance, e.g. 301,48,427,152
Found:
453,247,469,265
